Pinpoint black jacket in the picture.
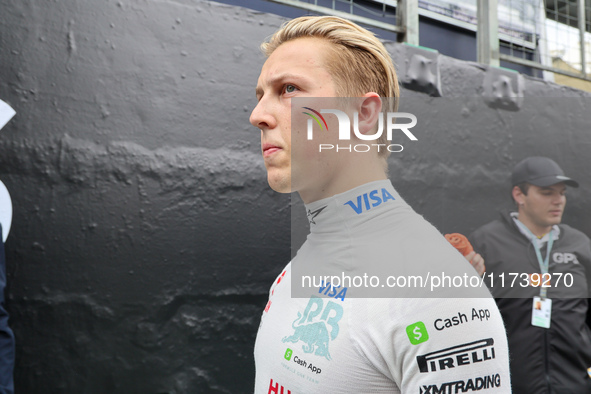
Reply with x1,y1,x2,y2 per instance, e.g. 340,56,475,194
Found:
470,211,591,393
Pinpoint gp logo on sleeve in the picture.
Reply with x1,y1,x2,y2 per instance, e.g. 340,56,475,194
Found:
406,321,429,345
552,252,580,264
282,296,343,361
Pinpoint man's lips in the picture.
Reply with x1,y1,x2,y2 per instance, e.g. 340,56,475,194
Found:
262,143,282,157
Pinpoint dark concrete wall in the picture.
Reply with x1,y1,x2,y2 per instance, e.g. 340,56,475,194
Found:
0,0,589,392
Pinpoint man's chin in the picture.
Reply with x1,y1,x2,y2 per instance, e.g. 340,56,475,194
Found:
267,175,292,194
547,216,563,226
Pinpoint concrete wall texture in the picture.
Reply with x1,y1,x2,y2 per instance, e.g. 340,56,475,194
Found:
0,0,589,392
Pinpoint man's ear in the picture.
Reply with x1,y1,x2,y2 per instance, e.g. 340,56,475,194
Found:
512,186,524,206
355,93,382,135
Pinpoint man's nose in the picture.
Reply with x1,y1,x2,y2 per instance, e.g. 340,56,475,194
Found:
552,194,565,204
250,98,276,130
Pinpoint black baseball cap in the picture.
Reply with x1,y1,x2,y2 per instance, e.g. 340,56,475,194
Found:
511,157,579,188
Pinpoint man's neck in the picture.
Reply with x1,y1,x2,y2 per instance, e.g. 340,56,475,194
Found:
298,156,388,204
516,213,552,238
299,172,387,204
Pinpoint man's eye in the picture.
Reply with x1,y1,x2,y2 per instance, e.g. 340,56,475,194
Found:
284,84,297,94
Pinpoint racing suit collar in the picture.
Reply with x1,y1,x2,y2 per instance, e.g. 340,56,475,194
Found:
303,180,407,232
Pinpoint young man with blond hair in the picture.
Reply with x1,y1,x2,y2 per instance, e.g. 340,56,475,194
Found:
251,16,510,393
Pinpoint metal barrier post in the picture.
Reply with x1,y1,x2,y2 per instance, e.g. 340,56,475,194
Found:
396,0,419,45
578,0,587,76
477,0,500,67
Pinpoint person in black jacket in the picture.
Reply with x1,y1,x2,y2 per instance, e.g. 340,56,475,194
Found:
470,156,591,393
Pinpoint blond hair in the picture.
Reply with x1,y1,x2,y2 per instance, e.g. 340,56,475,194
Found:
261,16,400,157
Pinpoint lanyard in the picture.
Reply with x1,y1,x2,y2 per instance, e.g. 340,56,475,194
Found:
514,219,554,299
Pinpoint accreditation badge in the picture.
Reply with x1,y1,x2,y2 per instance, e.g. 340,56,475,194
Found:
531,296,552,329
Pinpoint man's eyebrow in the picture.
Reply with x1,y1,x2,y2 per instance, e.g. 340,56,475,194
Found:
255,86,263,99
270,73,306,84
541,185,566,191
255,73,307,98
